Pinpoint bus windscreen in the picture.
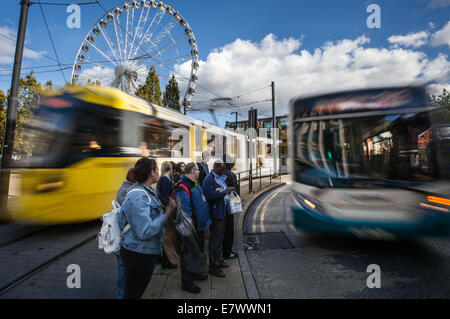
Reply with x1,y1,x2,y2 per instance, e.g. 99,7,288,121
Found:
293,110,450,188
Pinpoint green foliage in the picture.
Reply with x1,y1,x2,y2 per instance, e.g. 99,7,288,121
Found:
429,88,450,125
87,79,101,87
0,89,7,150
0,71,52,155
64,78,77,88
162,75,181,111
135,66,162,105
429,88,450,108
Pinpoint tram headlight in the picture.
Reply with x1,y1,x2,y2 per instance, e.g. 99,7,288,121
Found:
35,175,65,193
36,181,64,192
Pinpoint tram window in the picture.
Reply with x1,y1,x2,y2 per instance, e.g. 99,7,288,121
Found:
140,119,189,158
70,110,121,156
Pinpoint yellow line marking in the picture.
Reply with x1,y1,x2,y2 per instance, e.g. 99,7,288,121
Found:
260,185,289,233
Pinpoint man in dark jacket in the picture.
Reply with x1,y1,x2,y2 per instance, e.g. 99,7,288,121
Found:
202,160,233,278
157,161,174,208
222,157,240,260
173,163,212,294
156,161,177,269
197,150,210,187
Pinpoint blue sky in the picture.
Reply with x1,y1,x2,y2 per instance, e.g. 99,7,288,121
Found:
0,0,449,126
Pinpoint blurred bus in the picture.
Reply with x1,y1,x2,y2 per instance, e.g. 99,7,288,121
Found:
418,124,450,176
289,86,450,239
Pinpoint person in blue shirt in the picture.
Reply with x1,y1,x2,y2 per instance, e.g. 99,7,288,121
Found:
118,157,173,299
173,163,212,294
202,160,234,278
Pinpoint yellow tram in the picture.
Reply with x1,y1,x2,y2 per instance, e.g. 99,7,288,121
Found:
8,86,274,224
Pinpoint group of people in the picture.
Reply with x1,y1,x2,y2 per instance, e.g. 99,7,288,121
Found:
114,152,240,299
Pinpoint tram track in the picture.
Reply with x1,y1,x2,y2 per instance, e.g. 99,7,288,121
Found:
0,226,52,249
0,234,97,295
0,221,100,296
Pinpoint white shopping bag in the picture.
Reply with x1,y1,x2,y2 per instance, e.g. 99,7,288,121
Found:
226,191,243,214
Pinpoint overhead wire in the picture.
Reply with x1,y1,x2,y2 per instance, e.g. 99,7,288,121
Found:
0,53,163,77
30,1,100,5
37,0,67,82
0,32,58,63
95,0,224,100
0,67,72,77
231,85,271,99
4,0,273,124
4,0,259,105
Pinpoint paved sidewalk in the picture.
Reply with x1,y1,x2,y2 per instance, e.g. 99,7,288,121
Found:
142,175,290,299
142,241,247,299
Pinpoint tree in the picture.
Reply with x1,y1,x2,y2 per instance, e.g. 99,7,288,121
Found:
162,74,181,111
429,88,450,125
135,66,162,105
87,79,101,87
13,71,43,155
0,90,7,151
429,88,450,108
64,78,77,88
1,71,47,155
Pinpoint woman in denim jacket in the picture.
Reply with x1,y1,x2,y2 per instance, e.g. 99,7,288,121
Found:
119,157,172,299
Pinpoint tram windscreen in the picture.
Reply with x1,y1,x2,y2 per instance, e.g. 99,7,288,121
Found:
293,110,450,188
17,99,77,167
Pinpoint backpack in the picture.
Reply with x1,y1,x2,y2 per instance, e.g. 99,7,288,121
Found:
170,182,191,200
98,189,151,254
170,182,199,232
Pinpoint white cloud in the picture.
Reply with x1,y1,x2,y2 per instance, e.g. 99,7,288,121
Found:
388,31,430,48
427,82,450,96
175,33,449,116
0,26,45,65
431,21,450,48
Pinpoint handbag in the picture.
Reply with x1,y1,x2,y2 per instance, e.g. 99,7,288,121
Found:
226,191,243,214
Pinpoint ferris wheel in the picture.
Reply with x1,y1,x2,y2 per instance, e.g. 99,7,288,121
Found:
70,0,198,109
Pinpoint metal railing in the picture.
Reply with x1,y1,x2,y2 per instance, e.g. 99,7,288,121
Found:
236,167,282,196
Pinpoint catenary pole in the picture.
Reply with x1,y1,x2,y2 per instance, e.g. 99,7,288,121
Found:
271,81,277,175
0,0,31,220
231,111,238,129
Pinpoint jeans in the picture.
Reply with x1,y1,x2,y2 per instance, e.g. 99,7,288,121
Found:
115,254,125,299
120,247,158,299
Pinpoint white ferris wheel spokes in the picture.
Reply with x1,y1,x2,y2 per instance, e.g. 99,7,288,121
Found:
71,0,198,108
